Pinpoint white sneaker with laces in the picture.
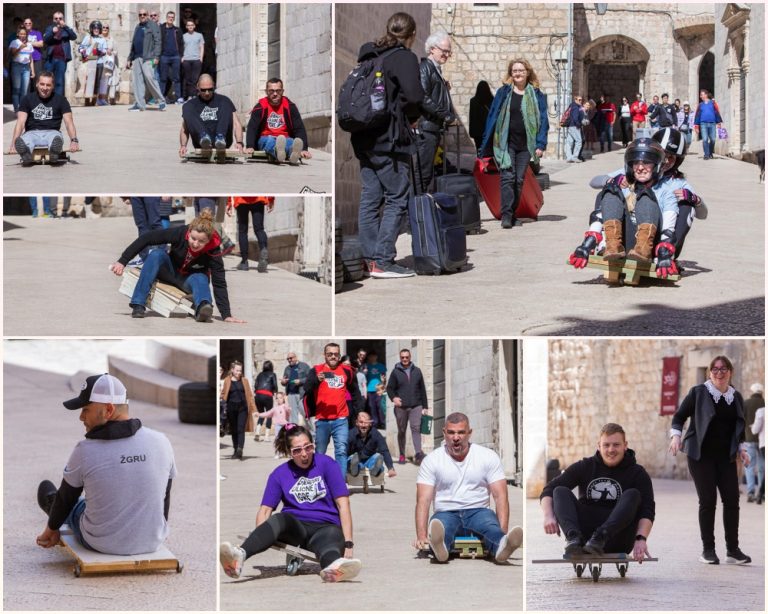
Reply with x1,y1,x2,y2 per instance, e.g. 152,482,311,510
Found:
495,525,524,562
428,518,449,562
219,542,246,578
320,557,362,582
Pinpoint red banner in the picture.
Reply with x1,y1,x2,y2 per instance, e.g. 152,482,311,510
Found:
660,357,681,415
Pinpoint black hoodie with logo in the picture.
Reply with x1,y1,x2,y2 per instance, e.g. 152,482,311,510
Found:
540,449,655,522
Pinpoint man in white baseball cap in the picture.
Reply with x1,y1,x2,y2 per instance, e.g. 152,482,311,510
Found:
35,373,177,555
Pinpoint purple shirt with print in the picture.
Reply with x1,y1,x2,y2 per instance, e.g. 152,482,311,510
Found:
261,453,349,525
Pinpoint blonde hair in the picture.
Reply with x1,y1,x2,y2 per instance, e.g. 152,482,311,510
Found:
189,208,216,238
504,58,540,89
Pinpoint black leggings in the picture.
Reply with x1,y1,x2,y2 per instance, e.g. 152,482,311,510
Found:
255,393,273,429
500,146,531,219
553,486,640,553
227,403,248,450
236,204,267,261
687,455,740,551
241,512,344,569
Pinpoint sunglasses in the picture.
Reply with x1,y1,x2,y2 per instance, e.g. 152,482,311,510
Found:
138,13,148,17
290,443,315,456
199,88,214,93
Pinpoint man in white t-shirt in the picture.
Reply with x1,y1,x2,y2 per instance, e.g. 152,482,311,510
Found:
35,373,177,556
414,412,523,563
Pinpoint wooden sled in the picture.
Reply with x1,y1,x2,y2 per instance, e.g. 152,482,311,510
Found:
270,541,319,576
118,266,195,318
5,147,75,165
578,254,680,286
532,553,658,582
346,467,386,494
419,535,488,560
58,526,182,577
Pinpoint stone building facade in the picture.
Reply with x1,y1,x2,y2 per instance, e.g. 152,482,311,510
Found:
3,3,332,151
524,338,764,497
223,338,523,482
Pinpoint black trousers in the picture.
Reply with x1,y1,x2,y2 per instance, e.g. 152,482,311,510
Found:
499,146,531,219
619,117,633,146
241,512,344,569
687,455,740,551
255,392,273,429
227,402,248,450
415,129,440,192
552,486,640,553
236,204,267,260
673,203,694,258
182,59,202,98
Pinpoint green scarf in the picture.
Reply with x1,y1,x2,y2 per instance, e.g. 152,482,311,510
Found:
493,83,541,169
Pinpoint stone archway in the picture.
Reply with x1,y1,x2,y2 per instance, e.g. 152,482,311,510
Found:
698,51,715,96
580,35,651,105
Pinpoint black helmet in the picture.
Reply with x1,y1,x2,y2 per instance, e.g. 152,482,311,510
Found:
652,127,687,172
624,138,665,184
90,20,102,34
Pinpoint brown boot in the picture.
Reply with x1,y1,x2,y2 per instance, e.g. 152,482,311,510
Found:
627,223,657,263
603,219,625,260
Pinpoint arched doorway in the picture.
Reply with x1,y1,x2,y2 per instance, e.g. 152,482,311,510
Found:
581,35,650,102
698,51,715,96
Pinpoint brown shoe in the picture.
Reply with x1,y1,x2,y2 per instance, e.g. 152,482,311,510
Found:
627,223,657,263
602,219,625,260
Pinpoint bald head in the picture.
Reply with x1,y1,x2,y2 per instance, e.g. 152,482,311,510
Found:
198,74,214,89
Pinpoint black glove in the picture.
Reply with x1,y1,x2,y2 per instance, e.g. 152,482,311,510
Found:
569,231,602,269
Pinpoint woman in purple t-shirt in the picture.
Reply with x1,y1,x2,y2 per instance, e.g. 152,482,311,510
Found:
219,424,362,582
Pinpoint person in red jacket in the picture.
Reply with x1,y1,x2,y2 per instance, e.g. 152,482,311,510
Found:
630,93,647,132
597,94,617,152
245,78,311,164
226,196,274,272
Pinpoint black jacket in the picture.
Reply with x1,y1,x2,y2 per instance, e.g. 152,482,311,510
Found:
160,24,184,57
350,42,425,156
117,225,231,319
386,363,428,408
304,365,365,418
672,383,746,461
254,371,278,394
418,57,455,133
348,427,394,469
245,96,309,150
540,449,655,522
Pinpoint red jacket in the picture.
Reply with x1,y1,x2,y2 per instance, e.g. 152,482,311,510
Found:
630,101,647,123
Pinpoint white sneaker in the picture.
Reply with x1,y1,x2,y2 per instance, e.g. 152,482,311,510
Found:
289,137,303,164
219,542,246,578
428,518,449,562
320,557,362,582
276,135,287,163
495,525,524,562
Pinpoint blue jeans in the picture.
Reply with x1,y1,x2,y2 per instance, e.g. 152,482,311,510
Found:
130,197,163,260
159,55,181,101
130,249,212,309
744,442,763,495
66,498,95,551
700,122,716,157
347,452,383,476
358,151,411,264
599,124,614,151
431,508,505,557
315,417,349,476
44,58,67,96
10,63,31,112
28,197,53,217
258,135,295,160
565,126,582,161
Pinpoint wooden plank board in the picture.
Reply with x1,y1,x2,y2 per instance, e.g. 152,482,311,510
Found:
271,541,318,563
570,255,680,283
118,266,195,317
182,150,271,164
532,556,658,564
58,527,181,576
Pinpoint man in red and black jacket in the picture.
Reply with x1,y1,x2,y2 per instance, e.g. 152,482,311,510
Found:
245,78,311,165
304,343,364,476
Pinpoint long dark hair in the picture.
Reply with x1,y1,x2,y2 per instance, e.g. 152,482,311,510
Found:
262,360,274,372
275,424,313,457
375,12,416,49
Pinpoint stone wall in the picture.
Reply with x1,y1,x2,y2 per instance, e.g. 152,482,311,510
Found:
545,339,764,481
216,2,257,125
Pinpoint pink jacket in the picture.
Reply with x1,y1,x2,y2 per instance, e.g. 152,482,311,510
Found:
260,403,291,426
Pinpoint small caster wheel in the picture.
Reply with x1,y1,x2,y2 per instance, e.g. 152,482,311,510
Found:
575,564,584,578
363,476,369,494
591,565,600,582
176,561,184,573
380,484,385,493
617,563,626,577
286,556,301,576
73,563,81,578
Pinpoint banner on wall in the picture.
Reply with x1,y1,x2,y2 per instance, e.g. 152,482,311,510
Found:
660,356,681,415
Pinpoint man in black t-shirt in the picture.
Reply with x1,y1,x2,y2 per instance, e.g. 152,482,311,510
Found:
179,74,244,156
7,72,80,165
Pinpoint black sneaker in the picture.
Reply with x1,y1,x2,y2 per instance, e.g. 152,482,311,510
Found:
583,529,608,556
348,453,360,477
237,261,250,271
49,135,64,159
501,214,513,229
257,248,269,273
131,305,146,318
369,261,416,279
37,479,58,515
699,549,720,564
413,451,426,466
15,137,33,165
725,549,751,565
195,301,214,322
564,532,584,556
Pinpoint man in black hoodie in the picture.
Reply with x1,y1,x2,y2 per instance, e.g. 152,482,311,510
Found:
351,12,425,279
540,423,655,559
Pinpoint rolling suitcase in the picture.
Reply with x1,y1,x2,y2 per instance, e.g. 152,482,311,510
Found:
472,157,544,220
435,125,482,234
409,153,468,275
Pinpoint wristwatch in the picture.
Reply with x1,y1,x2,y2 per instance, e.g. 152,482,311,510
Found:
344,540,354,548
635,535,646,541
71,137,79,143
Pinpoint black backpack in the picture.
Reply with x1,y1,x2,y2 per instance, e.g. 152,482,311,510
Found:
337,47,399,133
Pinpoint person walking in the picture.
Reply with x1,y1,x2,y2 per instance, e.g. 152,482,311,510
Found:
220,361,256,460
386,348,429,465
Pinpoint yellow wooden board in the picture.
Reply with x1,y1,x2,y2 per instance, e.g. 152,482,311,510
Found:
569,255,680,285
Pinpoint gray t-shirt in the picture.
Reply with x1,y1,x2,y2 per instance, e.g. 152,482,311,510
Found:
63,426,177,555
182,31,204,61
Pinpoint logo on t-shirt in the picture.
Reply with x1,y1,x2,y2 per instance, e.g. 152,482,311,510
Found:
200,106,218,122
289,475,327,503
587,478,622,502
323,374,344,389
266,110,285,130
31,104,53,121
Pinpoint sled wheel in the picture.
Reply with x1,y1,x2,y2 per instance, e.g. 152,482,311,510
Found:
617,563,627,577
73,563,81,578
591,564,601,582
363,475,369,494
380,483,385,493
177,561,184,573
574,563,584,578
286,556,301,576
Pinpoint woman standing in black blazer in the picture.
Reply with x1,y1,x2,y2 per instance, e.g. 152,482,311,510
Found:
669,355,752,565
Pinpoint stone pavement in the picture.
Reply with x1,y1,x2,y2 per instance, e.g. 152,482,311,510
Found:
526,478,765,611
2,362,217,611
336,148,764,336
2,214,332,336
2,104,331,194
219,437,524,610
